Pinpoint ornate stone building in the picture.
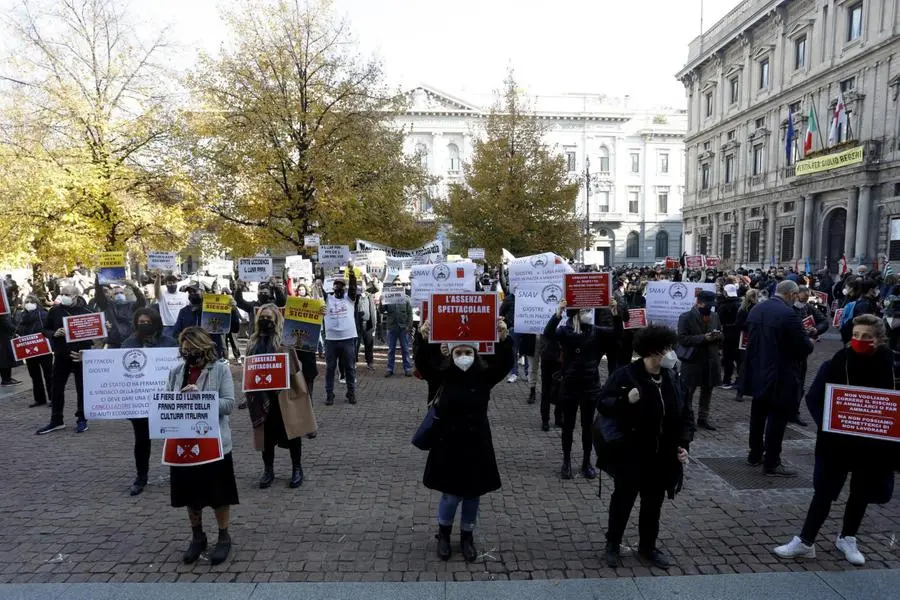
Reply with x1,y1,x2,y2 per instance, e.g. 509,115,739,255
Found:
677,0,900,272
395,86,687,266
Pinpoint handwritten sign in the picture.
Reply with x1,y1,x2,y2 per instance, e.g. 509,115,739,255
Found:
242,353,290,392
429,293,498,344
824,384,900,442
149,391,220,440
147,251,177,272
238,257,273,282
467,248,486,261
11,333,52,361
319,245,350,267
63,313,107,343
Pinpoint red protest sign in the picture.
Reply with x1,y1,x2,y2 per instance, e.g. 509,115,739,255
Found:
685,255,705,269
623,308,647,330
242,353,290,392
0,285,8,315
801,315,816,330
812,290,828,306
11,334,52,361
429,293,498,344
63,313,107,343
478,342,495,355
705,256,720,269
665,257,680,270
832,308,843,328
564,272,611,308
824,384,900,442
162,437,224,466
738,330,749,350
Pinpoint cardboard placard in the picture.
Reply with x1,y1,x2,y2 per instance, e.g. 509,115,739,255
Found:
410,262,476,304
823,383,900,442
238,257,273,282
684,255,704,269
801,315,816,330
467,248,486,261
147,251,178,272
283,297,324,352
705,255,720,269
304,234,321,247
200,294,233,334
812,290,828,306
162,437,224,466
513,283,563,335
149,391,220,440
623,308,648,330
564,272,612,308
98,251,127,284
380,289,407,306
832,308,843,328
83,348,182,419
319,245,351,267
739,330,749,350
242,353,290,392
665,257,681,270
478,341,495,355
11,333,52,361
63,313,107,343
429,293,498,344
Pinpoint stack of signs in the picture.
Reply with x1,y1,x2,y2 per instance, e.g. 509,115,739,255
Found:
11,333,52,361
242,353,290,392
410,262,476,304
304,234,321,247
283,297,325,352
238,257,273,282
201,294,233,334
319,245,351,268
428,293,498,343
285,255,314,281
98,251,127,284
564,272,612,308
0,283,8,315
467,248,486,261
684,255,705,270
644,282,716,331
623,308,648,330
63,313,108,343
147,251,178,272
380,289,407,306
83,348,182,419
665,257,681,270
150,391,220,440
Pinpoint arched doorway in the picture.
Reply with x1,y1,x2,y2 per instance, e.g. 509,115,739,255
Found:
824,208,846,273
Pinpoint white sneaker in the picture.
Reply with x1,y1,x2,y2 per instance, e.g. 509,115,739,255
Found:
507,375,518,383
774,536,816,559
518,357,525,366
339,378,346,385
836,535,865,566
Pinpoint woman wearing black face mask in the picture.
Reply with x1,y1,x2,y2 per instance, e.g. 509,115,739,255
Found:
122,308,178,496
243,305,318,490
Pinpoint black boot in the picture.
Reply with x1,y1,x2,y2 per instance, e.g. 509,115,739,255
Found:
129,475,148,496
259,466,275,489
289,466,304,488
209,529,232,566
325,394,335,406
436,525,452,561
183,528,207,564
527,388,536,404
560,460,573,480
460,530,477,563
541,421,550,432
605,542,621,568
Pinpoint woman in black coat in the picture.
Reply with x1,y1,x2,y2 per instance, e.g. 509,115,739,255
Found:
733,289,759,402
775,314,898,566
14,295,53,405
413,318,513,563
596,325,694,570
0,313,21,386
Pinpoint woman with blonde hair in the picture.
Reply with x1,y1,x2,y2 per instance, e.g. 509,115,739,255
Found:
245,304,317,490
166,326,238,566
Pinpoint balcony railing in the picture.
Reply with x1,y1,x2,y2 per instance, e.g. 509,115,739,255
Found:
722,183,734,194
698,188,711,199
750,174,764,186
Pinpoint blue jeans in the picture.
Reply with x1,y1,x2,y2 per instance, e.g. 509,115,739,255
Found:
325,338,357,399
437,494,480,532
509,330,521,376
386,329,411,374
162,326,177,340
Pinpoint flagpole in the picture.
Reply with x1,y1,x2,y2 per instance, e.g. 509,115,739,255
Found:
813,91,826,150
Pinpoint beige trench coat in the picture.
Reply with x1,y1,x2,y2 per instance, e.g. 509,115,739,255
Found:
250,345,318,451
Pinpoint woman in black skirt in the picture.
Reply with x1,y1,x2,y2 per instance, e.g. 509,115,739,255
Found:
165,327,238,566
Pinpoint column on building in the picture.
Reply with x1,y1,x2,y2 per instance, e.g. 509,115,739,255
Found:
795,196,805,264
855,184,872,263
845,187,859,261
766,201,777,264
801,193,815,262
711,212,719,256
736,208,746,264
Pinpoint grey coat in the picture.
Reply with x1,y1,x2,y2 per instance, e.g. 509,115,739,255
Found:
165,360,236,454
677,307,722,389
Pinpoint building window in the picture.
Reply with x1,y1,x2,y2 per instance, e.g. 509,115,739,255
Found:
727,130,736,141
780,227,795,262
789,101,801,115
630,153,640,173
749,229,761,262
759,58,770,89
840,77,856,92
628,191,640,214
700,216,709,225
783,201,795,213
847,2,863,41
566,151,576,172
705,92,714,117
794,35,807,70
700,163,711,189
729,77,739,105
755,116,765,129
752,144,764,176
597,191,609,212
598,146,610,173
722,212,731,222
699,236,709,255
658,193,668,214
750,207,762,218
890,217,900,261
724,155,735,183
722,233,733,259
626,232,640,258
659,153,669,174
655,231,669,258
447,143,460,172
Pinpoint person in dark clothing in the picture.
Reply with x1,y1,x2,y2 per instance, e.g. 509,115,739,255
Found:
414,318,514,563
36,285,95,435
733,289,759,402
94,276,146,349
0,313,20,385
538,334,564,431
597,325,694,570
121,308,178,495
172,284,242,359
677,291,723,430
884,295,900,378
15,295,53,406
518,332,538,403
543,300,621,480
790,286,830,426
499,289,520,382
775,315,897,566
839,279,880,343
717,284,742,390
234,278,287,336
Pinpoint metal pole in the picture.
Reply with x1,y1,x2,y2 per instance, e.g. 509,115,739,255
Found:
585,156,591,256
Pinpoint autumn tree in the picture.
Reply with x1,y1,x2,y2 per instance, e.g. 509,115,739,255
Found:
183,0,436,254
435,73,584,262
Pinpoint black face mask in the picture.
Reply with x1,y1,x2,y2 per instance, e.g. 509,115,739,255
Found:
136,323,156,337
698,304,712,316
188,294,202,305
258,294,271,304
180,350,204,366
258,318,275,333
334,289,345,299
166,285,178,294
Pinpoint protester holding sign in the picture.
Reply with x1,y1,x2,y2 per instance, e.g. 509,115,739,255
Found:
14,294,52,405
323,266,359,405
153,274,190,339
381,278,413,378
172,284,241,359
234,277,286,336
244,305,317,490
165,327,238,566
775,315,897,566
413,318,513,563
36,285,95,435
93,274,146,348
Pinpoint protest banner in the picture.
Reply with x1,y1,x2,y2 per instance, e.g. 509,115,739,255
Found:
283,297,324,352
242,353,290,392
467,248,486,261
63,313,107,343
645,281,716,330
380,289,407,306
350,250,371,266
478,342,495,355
501,248,516,263
704,255,720,269
200,294,233,334
149,391,220,440
356,239,443,262
812,290,828,306
410,262,476,304
285,255,314,281
98,251,127,284
162,437,224,466
512,284,563,335
665,257,681,270
802,315,816,330
238,257,273,282
204,258,234,278
0,284,8,316
823,384,900,442
11,333,52,361
147,251,177,272
832,308,843,328
429,293,498,344
739,330,749,350
83,347,181,419
564,272,612,308
684,255,705,269
319,245,351,267
623,308,648,330
508,253,573,288
304,234,321,247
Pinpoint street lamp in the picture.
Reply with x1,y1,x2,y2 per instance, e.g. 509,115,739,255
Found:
584,156,591,257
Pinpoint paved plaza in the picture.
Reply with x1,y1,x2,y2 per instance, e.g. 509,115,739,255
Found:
0,338,898,587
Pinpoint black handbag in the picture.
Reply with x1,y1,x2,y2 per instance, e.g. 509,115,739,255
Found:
675,343,695,362
411,385,442,451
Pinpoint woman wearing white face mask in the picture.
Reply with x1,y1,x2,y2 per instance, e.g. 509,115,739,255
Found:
595,325,695,570
14,294,53,405
413,319,513,563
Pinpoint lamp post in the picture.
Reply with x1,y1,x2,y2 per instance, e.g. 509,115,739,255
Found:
584,156,591,258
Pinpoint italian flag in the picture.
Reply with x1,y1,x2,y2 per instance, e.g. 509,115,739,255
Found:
804,105,817,155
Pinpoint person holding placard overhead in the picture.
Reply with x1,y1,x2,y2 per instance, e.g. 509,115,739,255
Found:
774,315,897,566
166,326,238,566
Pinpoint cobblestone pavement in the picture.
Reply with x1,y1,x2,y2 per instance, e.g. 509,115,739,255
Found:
0,338,897,584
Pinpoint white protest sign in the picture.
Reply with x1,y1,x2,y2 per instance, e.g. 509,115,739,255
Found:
147,251,178,272
148,391,220,440
238,257,273,282
304,234,321,247
356,238,444,262
467,248,486,260
285,255,313,280
83,348,182,419
513,284,564,334
319,245,351,267
508,253,574,288
204,258,234,278
380,289,408,306
645,281,716,331
410,262,476,304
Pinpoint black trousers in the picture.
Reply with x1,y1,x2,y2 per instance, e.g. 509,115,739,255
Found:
721,341,739,384
262,438,302,469
0,367,11,382
561,386,596,465
606,462,666,550
748,392,790,469
540,358,562,425
799,456,880,544
130,418,151,482
356,329,374,366
50,354,84,424
26,355,54,405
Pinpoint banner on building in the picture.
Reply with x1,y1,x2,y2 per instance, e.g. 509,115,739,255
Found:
83,348,181,419
823,383,900,442
795,145,864,177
